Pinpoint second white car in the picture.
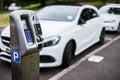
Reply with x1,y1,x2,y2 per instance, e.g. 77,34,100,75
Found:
99,4,120,32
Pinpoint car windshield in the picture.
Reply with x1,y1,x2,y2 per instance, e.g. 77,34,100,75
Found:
37,6,79,21
99,6,120,15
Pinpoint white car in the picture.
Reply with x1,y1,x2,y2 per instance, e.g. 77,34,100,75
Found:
0,5,105,68
8,3,21,10
99,4,120,32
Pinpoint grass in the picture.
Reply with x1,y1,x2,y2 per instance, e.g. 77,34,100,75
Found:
0,14,9,27
77,0,104,8
24,3,40,10
0,10,11,15
87,1,104,8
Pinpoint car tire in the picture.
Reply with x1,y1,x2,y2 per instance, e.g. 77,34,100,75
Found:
99,28,105,44
117,23,120,33
61,42,73,68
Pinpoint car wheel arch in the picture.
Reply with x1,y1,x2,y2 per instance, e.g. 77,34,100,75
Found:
61,39,76,68
117,22,120,33
66,39,76,55
99,27,105,44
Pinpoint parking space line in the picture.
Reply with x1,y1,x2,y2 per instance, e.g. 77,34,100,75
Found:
49,35,120,80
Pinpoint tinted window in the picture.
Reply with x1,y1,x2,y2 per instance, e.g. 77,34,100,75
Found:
89,9,99,18
108,8,120,14
99,6,120,15
78,8,90,24
78,8,98,25
37,6,79,21
81,8,91,21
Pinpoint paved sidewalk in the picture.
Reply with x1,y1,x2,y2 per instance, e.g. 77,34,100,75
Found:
58,38,120,80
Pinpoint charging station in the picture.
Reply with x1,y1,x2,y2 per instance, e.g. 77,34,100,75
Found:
10,10,43,80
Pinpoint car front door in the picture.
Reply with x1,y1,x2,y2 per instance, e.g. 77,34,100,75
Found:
75,8,100,55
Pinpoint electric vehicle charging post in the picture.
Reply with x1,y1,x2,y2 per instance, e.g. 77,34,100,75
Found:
10,10,43,80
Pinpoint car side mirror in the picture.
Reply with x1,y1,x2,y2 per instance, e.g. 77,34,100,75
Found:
78,18,86,25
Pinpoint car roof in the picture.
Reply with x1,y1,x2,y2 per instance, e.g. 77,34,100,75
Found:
44,5,82,9
37,5,98,13
104,3,120,8
42,5,97,10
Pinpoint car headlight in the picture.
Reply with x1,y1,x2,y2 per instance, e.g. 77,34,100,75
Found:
104,20,116,23
43,35,61,47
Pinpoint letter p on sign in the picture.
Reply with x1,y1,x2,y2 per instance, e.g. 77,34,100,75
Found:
12,50,21,63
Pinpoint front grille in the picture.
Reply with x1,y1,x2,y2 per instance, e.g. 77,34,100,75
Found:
0,54,11,59
1,36,10,48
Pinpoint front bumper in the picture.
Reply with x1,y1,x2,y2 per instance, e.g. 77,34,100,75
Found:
0,51,11,62
0,42,65,68
40,43,64,68
0,36,11,62
104,23,118,31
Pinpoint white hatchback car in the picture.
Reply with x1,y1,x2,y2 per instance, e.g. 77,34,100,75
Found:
0,5,105,68
99,4,120,32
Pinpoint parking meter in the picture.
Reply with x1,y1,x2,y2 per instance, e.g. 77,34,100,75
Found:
10,10,43,80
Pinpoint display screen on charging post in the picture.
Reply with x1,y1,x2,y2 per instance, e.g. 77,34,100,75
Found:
34,24,42,36
21,16,33,45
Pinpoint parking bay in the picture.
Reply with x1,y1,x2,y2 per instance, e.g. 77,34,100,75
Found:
0,27,119,80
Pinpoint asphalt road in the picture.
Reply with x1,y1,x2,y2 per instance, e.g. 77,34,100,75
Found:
0,28,119,80
58,34,120,80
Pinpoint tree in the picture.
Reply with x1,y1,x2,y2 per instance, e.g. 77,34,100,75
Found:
0,0,12,10
40,0,46,7
0,0,4,10
116,0,119,3
101,0,107,4
75,0,84,4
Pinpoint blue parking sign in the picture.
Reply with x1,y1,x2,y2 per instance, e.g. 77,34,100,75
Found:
11,50,21,63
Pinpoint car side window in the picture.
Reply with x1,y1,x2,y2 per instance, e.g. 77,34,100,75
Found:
89,9,99,19
78,8,91,25
108,8,120,15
